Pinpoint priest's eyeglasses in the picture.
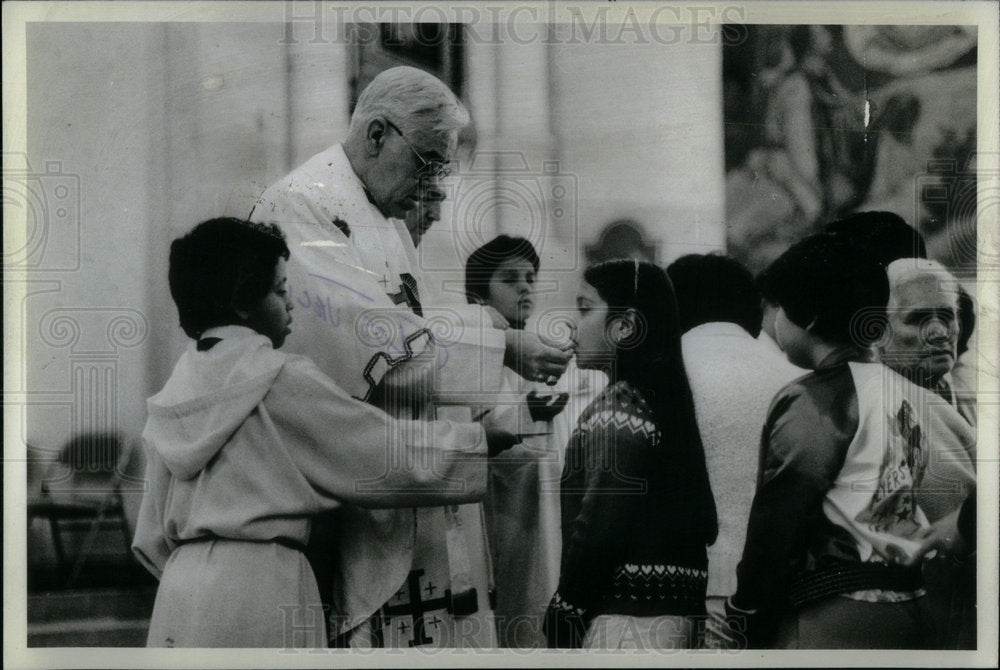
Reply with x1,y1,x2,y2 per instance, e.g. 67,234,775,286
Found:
384,119,452,180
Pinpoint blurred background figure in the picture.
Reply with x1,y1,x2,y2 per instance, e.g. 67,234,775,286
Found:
666,253,801,641
584,219,657,265
951,286,978,426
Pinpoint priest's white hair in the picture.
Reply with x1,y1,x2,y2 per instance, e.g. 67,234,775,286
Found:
348,66,469,142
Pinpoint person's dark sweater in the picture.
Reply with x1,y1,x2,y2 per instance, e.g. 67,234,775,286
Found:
545,381,713,647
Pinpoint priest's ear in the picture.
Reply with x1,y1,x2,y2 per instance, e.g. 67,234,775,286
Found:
365,118,389,156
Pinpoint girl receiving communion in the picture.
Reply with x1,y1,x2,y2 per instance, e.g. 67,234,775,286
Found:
545,259,717,649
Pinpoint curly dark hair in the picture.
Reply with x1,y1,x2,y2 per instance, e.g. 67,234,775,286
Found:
168,217,290,339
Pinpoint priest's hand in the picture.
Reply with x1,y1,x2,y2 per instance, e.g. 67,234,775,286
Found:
485,427,521,457
503,330,572,384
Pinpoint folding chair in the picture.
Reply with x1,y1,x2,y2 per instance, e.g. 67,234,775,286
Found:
27,433,137,589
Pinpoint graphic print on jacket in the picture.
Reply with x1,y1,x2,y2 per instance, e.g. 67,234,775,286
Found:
858,399,929,537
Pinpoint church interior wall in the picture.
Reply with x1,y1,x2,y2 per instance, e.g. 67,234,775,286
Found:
21,21,727,530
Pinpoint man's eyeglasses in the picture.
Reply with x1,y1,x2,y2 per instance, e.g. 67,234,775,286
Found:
384,119,451,180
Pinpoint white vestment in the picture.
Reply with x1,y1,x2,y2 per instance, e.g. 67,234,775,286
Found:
482,352,604,646
250,145,504,647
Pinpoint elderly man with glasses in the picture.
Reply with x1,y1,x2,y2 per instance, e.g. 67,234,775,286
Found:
250,66,571,649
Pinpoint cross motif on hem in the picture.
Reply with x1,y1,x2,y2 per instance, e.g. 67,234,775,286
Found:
381,569,450,647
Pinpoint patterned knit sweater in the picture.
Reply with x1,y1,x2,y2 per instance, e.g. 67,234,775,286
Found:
545,381,713,646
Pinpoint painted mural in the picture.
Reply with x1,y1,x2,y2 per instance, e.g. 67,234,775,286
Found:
723,25,978,275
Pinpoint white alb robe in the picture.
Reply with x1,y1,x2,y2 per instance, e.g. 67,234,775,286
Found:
250,145,505,647
481,349,604,646
132,326,488,647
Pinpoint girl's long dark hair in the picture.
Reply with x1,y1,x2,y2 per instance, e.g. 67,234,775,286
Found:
583,259,718,544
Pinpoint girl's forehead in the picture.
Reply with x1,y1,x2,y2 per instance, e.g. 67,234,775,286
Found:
493,257,535,273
